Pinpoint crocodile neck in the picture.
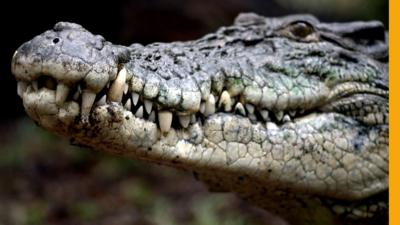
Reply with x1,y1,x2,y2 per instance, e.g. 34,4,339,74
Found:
12,13,388,225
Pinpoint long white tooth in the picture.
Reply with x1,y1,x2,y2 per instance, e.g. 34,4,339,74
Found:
17,82,28,97
204,94,216,116
32,81,38,91
275,111,284,121
219,91,232,112
200,102,206,114
124,99,132,110
132,92,139,105
144,100,153,114
81,90,96,116
266,122,278,130
234,103,246,116
107,67,127,102
124,83,129,94
135,106,143,118
179,115,191,128
158,111,173,133
245,104,255,114
55,83,70,106
96,95,107,106
149,111,156,122
260,110,269,121
283,114,291,123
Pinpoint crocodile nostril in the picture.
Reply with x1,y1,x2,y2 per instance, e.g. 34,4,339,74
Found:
52,38,60,44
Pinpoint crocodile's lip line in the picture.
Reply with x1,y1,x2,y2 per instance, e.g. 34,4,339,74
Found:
14,65,388,134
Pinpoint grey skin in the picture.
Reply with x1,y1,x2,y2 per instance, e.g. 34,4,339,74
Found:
11,13,388,225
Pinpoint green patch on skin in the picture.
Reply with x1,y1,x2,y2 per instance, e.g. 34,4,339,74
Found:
325,73,339,87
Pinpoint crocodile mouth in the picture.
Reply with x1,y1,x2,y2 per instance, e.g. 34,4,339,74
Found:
16,66,388,133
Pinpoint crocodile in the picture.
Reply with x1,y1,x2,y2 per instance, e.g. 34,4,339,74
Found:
11,13,388,225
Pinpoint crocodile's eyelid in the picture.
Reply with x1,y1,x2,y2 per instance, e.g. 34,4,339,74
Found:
288,21,315,38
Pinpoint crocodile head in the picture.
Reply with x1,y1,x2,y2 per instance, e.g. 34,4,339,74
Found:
12,13,388,224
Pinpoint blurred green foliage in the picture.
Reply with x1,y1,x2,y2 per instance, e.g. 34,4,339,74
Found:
0,119,274,225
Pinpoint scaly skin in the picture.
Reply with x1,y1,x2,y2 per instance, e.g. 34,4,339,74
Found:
11,13,388,225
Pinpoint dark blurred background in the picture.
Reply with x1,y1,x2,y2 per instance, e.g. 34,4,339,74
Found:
0,1,387,225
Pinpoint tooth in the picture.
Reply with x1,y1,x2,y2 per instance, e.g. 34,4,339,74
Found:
55,83,70,106
96,95,107,106
17,82,28,97
245,104,255,114
234,103,246,116
200,102,206,114
124,83,129,95
283,114,291,122
144,100,153,114
158,111,173,133
219,91,232,112
275,111,283,121
260,110,269,121
266,122,278,130
204,94,216,116
249,114,257,122
149,111,156,122
107,67,127,102
132,92,139,105
124,99,132,110
81,90,96,116
135,106,144,118
32,81,38,91
289,110,296,117
179,115,191,128
73,85,82,101
191,114,197,123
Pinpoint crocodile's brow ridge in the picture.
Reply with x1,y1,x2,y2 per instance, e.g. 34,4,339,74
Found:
11,13,388,225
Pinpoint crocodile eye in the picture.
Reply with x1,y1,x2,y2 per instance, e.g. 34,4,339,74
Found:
288,22,314,38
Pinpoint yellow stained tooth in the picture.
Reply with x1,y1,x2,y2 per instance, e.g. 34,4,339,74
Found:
204,94,216,116
107,67,127,102
219,91,232,112
158,111,173,133
81,90,96,116
124,83,129,94
55,83,70,106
